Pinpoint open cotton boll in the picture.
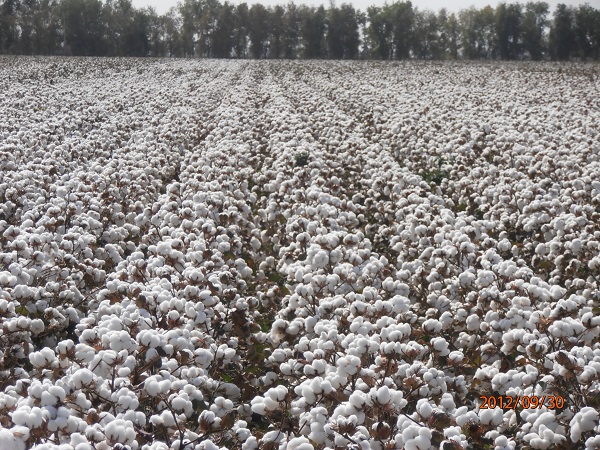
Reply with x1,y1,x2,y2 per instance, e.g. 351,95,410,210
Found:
12,405,45,428
480,407,504,426
375,385,391,405
0,428,26,450
29,347,56,368
416,399,433,418
431,337,450,356
422,319,442,334
586,435,600,449
285,434,315,449
570,407,599,442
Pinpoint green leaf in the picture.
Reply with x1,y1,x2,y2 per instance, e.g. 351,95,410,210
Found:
220,373,233,383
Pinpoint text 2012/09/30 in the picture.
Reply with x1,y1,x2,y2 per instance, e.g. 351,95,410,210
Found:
479,395,565,410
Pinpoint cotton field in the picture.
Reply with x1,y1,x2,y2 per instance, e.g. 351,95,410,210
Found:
1,57,600,450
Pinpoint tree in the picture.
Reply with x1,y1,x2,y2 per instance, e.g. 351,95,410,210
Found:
163,7,183,57
391,1,414,59
574,4,600,60
282,2,300,59
412,9,439,59
521,1,548,60
248,3,269,58
366,6,392,59
327,3,360,59
459,6,495,59
445,12,460,59
212,1,235,58
549,3,575,60
0,0,20,53
60,0,106,56
128,7,150,56
146,7,166,56
196,0,222,57
233,3,249,58
299,5,326,58
178,0,199,56
270,4,285,58
495,2,523,59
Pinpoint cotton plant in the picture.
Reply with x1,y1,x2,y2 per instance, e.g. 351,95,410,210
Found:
1,58,600,448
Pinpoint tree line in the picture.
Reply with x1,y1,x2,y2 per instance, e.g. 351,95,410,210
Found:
0,0,599,60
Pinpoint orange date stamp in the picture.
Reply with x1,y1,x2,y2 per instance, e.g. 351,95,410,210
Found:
479,395,565,410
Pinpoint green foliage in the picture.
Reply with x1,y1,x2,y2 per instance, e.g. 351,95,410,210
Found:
422,168,450,185
294,152,309,167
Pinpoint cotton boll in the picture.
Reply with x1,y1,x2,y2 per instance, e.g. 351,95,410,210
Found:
585,435,600,449
0,429,25,450
495,435,510,448
376,385,391,405
422,319,442,334
416,399,433,418
448,351,464,364
466,314,480,332
480,407,504,427
431,337,450,356
349,391,367,409
12,405,45,428
570,407,599,442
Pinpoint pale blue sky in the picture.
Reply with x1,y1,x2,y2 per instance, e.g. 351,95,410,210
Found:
133,0,599,15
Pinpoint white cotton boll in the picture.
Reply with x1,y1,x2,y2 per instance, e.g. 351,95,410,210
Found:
586,435,600,449
70,433,89,448
532,412,557,430
498,239,512,252
104,419,135,445
414,434,431,450
431,337,449,356
287,436,315,450
56,187,68,198
440,393,455,411
160,410,176,427
349,391,366,409
440,312,453,328
495,435,509,447
29,347,56,368
263,397,279,411
448,351,464,364
301,385,316,405
0,429,25,450
251,237,261,250
480,407,504,426
390,295,410,314
376,386,391,405
466,314,480,331
12,405,44,428
456,410,479,427
416,399,432,418
528,437,551,449
242,437,259,450
273,386,288,401
422,319,442,334
312,250,329,269
570,407,599,442
144,379,160,397
30,319,45,335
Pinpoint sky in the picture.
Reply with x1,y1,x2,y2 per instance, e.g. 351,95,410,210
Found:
133,0,599,15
